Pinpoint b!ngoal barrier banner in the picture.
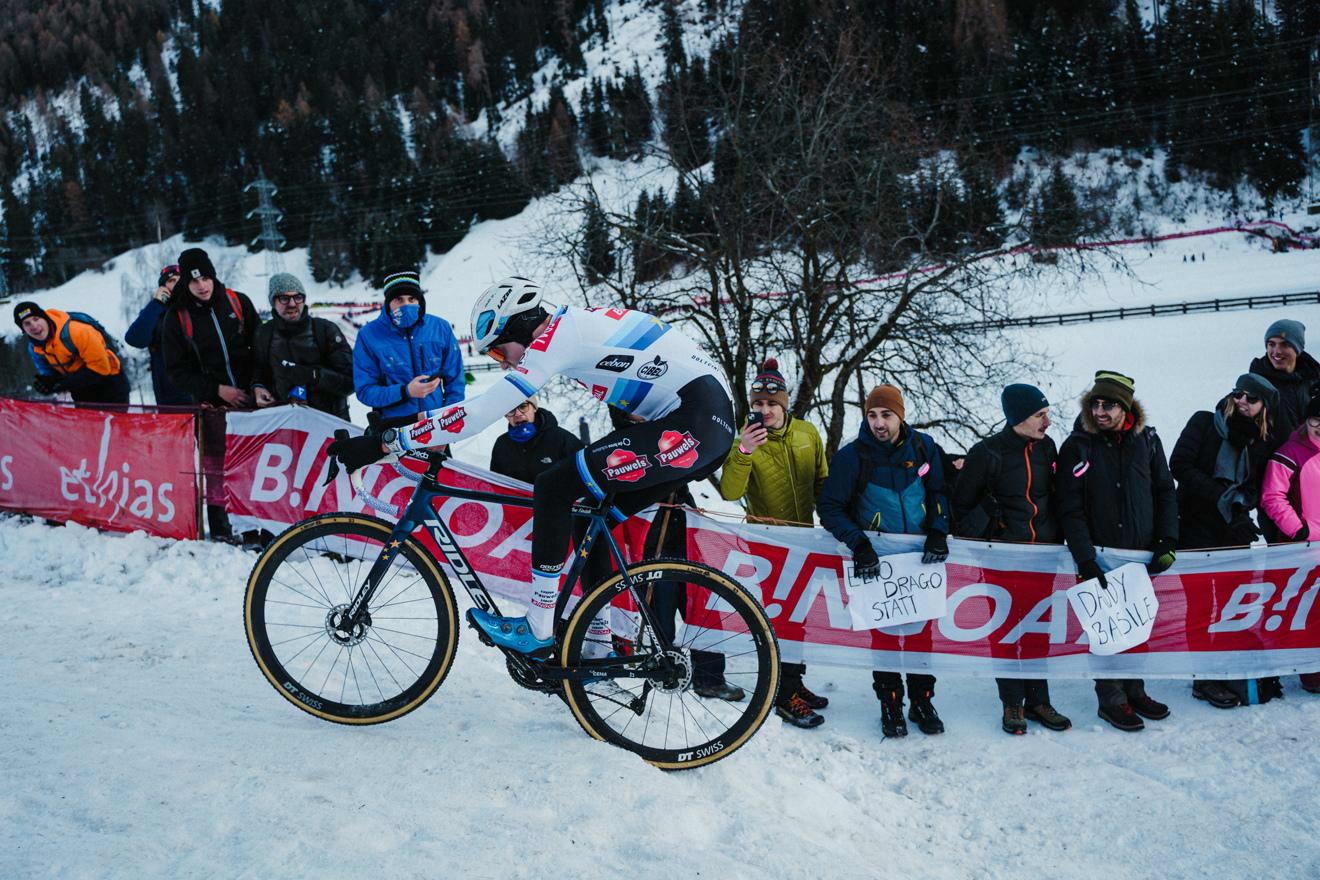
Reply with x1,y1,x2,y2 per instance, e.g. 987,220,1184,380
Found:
225,406,1320,679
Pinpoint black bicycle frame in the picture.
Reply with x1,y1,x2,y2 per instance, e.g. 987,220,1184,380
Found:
341,456,677,663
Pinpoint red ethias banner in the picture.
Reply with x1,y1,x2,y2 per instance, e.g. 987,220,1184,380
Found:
0,397,198,539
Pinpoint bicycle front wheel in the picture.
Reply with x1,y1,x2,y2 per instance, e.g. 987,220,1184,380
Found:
561,558,780,770
244,513,459,725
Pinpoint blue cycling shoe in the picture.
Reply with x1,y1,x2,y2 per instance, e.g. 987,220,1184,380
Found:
467,608,554,656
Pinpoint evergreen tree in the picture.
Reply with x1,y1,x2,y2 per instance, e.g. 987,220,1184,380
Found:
581,200,615,284
1032,165,1085,247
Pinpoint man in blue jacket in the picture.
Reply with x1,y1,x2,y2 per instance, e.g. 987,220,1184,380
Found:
352,269,464,425
818,384,951,738
123,264,191,406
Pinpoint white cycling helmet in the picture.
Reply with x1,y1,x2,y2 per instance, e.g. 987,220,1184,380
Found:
471,276,545,353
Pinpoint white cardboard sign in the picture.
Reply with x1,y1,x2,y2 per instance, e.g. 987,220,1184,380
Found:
844,552,949,630
1066,561,1160,655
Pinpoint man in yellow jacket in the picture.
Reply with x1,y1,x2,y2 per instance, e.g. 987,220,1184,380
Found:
718,358,830,728
14,302,129,404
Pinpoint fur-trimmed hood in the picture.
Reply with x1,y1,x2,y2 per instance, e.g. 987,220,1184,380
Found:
1073,394,1148,435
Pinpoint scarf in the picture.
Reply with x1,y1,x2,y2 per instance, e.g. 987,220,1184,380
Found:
1213,410,1252,523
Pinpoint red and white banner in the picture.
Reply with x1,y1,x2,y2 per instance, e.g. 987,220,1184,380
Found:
223,406,649,600
0,398,199,539
225,406,1320,679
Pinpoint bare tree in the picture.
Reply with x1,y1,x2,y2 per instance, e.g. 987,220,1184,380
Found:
540,20,1091,454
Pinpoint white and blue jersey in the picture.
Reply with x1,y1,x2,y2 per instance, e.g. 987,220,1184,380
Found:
391,305,731,452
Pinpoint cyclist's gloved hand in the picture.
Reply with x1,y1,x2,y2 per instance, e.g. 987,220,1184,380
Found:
327,433,387,473
921,530,949,565
33,374,62,394
850,539,880,578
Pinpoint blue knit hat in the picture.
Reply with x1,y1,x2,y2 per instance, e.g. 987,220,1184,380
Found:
1265,319,1305,355
1001,383,1050,426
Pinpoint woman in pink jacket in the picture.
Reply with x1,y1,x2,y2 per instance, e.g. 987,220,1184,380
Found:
1260,387,1320,693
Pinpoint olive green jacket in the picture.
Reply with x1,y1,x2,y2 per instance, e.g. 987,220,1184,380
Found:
718,416,829,526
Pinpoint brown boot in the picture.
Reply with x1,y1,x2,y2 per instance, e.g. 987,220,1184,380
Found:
1025,702,1072,731
1002,704,1027,735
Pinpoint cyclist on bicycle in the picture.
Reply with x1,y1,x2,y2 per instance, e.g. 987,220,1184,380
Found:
328,277,736,655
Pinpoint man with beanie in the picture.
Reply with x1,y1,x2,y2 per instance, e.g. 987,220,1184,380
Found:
489,396,583,484
352,269,464,426
251,272,355,419
953,383,1072,735
159,246,260,541
718,358,831,728
15,301,129,404
124,264,191,406
818,383,951,738
160,246,260,406
1057,370,1178,732
1250,319,1319,440
1249,319,1319,541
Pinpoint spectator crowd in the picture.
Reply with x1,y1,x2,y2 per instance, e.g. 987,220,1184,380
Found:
9,247,1319,735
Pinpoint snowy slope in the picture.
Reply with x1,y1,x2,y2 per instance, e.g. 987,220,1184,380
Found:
2,515,1319,880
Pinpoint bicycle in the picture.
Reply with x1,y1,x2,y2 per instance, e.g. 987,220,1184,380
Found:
243,443,781,770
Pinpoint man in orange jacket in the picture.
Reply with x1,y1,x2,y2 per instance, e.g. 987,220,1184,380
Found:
14,302,130,404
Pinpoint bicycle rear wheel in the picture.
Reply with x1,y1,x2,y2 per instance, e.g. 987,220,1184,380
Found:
244,513,459,724
560,558,780,770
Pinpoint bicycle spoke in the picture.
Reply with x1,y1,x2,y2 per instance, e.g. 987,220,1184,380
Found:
268,629,326,649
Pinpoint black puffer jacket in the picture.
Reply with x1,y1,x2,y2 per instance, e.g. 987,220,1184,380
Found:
252,313,355,420
160,285,260,405
952,427,1060,543
489,408,584,484
1169,400,1273,550
1056,398,1178,563
1249,352,1320,442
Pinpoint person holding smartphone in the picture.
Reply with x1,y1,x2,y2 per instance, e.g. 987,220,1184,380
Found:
123,264,191,405
718,358,831,728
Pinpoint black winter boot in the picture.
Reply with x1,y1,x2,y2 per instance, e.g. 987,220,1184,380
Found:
796,682,829,710
207,504,238,544
1128,690,1170,720
878,689,907,738
775,692,824,729
908,690,945,735
1098,702,1144,732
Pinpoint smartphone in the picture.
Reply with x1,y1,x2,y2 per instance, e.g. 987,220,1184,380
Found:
746,411,764,428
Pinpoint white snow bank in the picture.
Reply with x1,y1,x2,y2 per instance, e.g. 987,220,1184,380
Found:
1,515,1317,879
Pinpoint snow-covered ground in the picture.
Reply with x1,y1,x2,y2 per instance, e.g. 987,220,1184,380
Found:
2,514,1318,879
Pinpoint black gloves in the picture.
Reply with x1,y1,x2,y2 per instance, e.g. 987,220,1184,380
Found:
1078,558,1108,589
922,530,949,564
1294,524,1310,543
1227,513,1261,548
1148,537,1177,575
850,539,880,578
32,374,62,394
327,433,387,473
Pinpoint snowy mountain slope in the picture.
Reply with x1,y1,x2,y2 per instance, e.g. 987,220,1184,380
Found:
2,515,1318,880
